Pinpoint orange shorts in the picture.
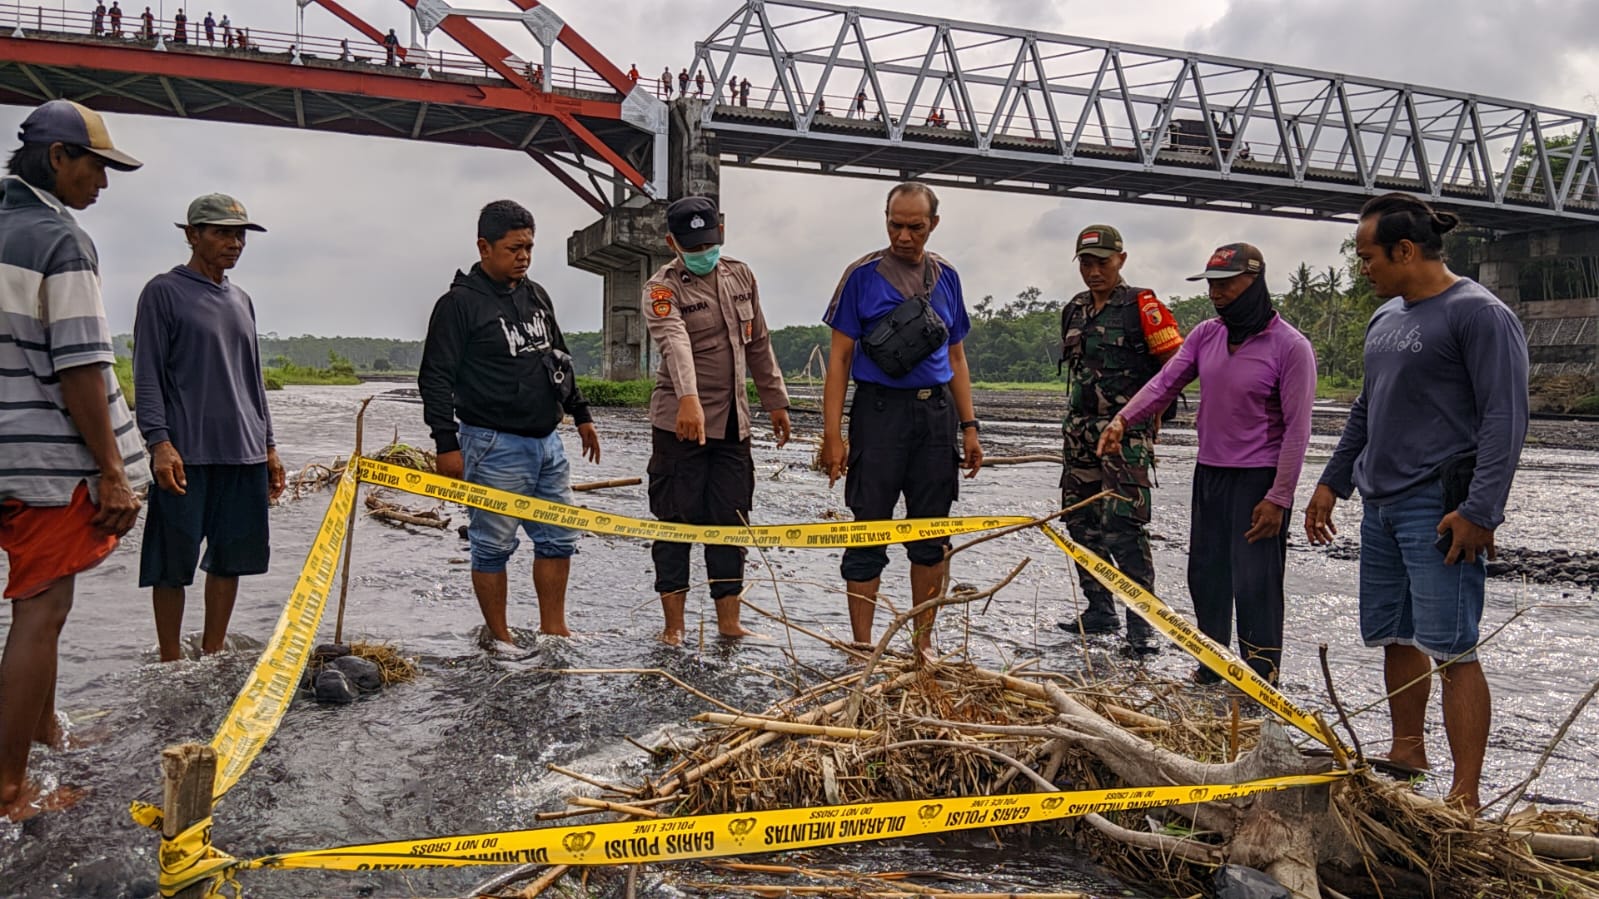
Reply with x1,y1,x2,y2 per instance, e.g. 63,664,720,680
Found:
0,482,119,600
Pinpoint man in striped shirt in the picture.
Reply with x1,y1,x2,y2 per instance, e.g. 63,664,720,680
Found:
0,100,148,820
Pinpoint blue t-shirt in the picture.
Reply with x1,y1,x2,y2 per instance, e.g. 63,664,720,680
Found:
823,249,971,388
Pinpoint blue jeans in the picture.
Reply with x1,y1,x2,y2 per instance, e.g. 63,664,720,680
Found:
1359,481,1487,662
459,424,577,572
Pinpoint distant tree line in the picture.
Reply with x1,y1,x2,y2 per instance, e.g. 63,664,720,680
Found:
108,236,1531,394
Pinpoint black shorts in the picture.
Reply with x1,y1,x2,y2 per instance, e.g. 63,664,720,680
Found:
139,463,270,588
647,427,755,597
841,381,959,580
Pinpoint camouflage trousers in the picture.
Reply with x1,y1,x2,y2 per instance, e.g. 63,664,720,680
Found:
1060,417,1156,624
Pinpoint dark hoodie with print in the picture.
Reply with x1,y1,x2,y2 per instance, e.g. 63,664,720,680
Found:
419,263,591,454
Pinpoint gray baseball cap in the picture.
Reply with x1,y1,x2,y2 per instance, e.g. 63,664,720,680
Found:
174,193,266,232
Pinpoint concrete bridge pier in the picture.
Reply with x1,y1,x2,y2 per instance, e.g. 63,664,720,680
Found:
568,99,719,380
1473,227,1599,379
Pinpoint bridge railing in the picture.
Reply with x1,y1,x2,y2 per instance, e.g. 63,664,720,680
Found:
0,2,620,95
690,0,1599,224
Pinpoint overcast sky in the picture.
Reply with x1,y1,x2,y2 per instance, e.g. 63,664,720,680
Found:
5,0,1597,338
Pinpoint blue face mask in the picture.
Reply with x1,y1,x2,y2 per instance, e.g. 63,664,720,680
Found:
681,245,720,276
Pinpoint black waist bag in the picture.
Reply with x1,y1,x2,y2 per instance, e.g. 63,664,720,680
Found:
861,261,947,378
542,348,578,406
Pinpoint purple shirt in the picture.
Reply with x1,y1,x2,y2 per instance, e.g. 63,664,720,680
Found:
1120,313,1317,508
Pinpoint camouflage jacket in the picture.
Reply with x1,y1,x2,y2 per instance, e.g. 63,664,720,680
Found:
1061,282,1165,429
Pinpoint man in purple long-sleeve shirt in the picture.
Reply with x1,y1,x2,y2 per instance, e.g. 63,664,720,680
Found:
1305,193,1528,813
1099,243,1316,683
134,193,284,662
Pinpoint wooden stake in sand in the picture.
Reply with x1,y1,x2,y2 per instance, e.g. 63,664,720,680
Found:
333,396,372,646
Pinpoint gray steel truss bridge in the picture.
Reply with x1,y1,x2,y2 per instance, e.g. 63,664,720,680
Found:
689,0,1599,232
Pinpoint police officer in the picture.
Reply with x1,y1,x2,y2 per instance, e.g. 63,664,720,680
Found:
1058,225,1183,653
820,181,983,660
644,196,791,645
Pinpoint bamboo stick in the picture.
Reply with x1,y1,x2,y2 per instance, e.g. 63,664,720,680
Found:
566,796,663,818
692,712,877,739
333,395,372,645
572,476,642,492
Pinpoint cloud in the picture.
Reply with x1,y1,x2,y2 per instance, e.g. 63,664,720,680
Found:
2,0,1593,340
1185,0,1599,110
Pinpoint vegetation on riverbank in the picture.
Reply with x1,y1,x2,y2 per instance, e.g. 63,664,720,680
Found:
262,352,361,388
113,357,135,403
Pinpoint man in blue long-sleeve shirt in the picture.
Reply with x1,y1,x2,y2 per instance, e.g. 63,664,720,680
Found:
1305,192,1528,813
134,193,285,662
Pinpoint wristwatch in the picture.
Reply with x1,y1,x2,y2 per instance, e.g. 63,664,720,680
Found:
959,419,980,432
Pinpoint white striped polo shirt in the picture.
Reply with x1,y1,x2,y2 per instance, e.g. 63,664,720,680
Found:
0,175,150,505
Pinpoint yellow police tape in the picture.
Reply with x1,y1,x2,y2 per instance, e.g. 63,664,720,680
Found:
131,467,359,832
356,457,1033,547
172,772,1342,886
135,454,1357,895
1037,522,1348,755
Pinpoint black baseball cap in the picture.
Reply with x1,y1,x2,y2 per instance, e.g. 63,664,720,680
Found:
17,99,142,171
666,196,721,247
1186,242,1265,280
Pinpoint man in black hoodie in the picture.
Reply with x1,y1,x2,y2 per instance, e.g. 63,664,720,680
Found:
419,200,600,646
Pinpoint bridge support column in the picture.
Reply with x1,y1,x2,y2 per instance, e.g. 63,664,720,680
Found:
568,99,719,380
1472,228,1599,379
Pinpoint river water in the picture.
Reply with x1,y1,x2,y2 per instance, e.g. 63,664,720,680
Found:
2,384,1596,898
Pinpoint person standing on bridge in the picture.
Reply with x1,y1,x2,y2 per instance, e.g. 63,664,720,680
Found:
1099,243,1315,685
1305,193,1528,812
678,68,689,98
642,197,791,645
203,11,214,46
173,8,186,44
134,194,284,663
739,77,751,107
419,200,600,648
627,63,639,84
0,100,148,820
384,28,400,67
1056,225,1183,654
660,67,672,99
695,70,705,98
92,2,105,36
820,182,983,660
109,2,122,37
852,89,867,119
219,12,229,48
139,6,154,42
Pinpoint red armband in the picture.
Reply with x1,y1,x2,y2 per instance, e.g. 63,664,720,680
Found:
1136,289,1183,355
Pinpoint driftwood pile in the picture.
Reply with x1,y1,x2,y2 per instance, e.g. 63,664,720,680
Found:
468,634,1597,899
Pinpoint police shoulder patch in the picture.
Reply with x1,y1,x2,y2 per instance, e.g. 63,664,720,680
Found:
649,284,675,318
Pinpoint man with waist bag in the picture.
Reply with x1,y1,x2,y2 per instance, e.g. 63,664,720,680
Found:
643,196,791,645
419,199,601,647
820,181,983,659
1057,224,1183,654
1305,192,1528,813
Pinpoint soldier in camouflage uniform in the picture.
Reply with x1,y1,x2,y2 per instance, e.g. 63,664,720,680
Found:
1058,225,1183,652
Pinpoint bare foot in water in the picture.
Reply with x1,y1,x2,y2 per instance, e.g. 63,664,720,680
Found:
717,624,767,640
658,628,685,646
1445,787,1481,816
2,783,87,822
1385,737,1429,779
